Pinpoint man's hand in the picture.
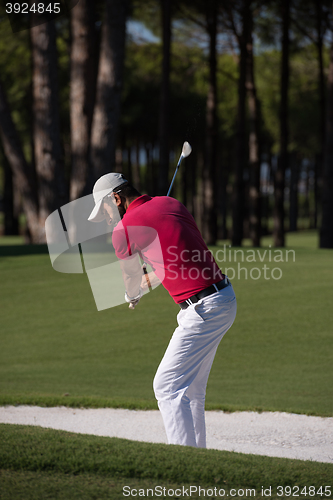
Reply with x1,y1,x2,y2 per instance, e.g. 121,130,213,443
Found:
125,288,143,310
140,268,161,291
141,263,152,291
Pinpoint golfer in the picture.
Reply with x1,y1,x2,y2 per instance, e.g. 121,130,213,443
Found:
88,172,237,448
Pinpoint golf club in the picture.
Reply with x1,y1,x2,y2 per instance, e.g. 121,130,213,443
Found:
167,141,192,197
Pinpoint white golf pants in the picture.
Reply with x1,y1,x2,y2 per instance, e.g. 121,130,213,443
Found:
153,284,237,448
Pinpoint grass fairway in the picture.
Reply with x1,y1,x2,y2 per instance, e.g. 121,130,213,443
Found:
0,231,332,415
0,424,332,500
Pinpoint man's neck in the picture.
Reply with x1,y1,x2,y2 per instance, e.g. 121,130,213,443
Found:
124,195,141,210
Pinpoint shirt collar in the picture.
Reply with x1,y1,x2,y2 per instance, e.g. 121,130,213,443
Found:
126,195,152,213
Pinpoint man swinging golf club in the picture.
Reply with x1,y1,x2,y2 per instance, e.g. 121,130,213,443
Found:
88,143,237,448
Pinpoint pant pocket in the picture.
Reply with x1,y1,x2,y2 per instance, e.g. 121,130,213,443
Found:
192,302,206,321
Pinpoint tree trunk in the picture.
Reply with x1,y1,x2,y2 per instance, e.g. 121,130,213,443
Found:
232,0,250,246
189,147,197,218
218,146,229,240
0,79,40,242
261,151,273,235
145,143,153,194
315,0,325,230
157,0,172,195
246,7,261,247
69,0,96,200
30,20,66,241
115,147,123,173
132,138,142,191
320,18,333,248
181,146,195,215
181,151,187,208
289,153,299,232
195,150,205,233
126,146,133,184
314,154,319,229
90,0,128,180
273,0,290,247
202,0,218,245
2,147,19,236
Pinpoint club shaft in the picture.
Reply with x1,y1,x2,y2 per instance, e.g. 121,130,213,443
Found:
167,156,183,196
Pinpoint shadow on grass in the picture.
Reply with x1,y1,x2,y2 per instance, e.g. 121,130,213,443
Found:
0,245,49,257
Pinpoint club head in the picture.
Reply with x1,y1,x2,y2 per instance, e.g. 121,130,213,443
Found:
167,141,193,196
181,141,192,158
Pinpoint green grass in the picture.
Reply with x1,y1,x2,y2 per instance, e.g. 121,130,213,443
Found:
0,231,332,499
0,424,332,500
0,235,25,245
0,231,332,415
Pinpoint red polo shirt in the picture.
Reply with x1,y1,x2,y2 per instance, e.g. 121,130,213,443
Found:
112,195,224,304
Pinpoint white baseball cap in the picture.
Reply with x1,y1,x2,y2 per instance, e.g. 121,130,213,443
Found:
88,173,128,222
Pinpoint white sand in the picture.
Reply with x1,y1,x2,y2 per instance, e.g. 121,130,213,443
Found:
0,406,332,464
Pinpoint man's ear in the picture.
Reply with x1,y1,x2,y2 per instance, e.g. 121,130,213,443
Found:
113,193,122,207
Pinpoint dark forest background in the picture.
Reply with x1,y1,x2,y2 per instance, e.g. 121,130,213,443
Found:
0,0,333,248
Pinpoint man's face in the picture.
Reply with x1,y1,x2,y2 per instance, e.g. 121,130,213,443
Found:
103,193,126,225
103,202,116,226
